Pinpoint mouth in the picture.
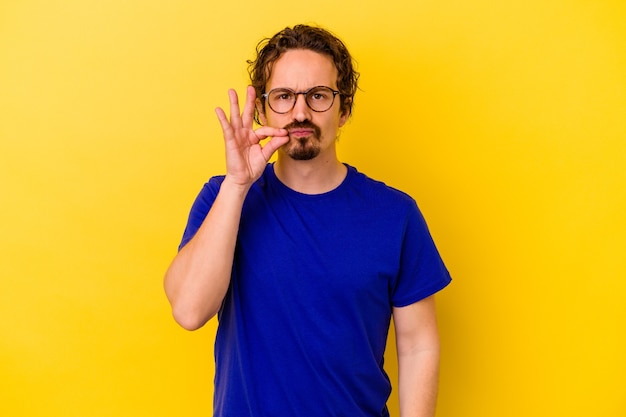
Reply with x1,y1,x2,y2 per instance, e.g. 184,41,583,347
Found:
288,128,315,138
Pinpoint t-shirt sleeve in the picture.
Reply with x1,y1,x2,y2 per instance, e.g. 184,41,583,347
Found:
390,201,452,307
178,176,225,251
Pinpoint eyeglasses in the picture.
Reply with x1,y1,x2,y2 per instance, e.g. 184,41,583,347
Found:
262,86,340,114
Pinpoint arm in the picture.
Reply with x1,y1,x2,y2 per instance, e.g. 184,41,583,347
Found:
163,86,288,330
393,295,441,417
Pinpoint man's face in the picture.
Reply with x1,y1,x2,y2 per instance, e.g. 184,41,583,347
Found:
258,49,349,161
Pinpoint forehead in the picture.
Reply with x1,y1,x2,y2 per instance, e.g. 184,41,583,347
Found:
266,49,338,90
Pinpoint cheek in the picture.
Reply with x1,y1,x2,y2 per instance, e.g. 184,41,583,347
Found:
318,119,342,141
264,112,284,128
327,112,345,131
255,99,269,125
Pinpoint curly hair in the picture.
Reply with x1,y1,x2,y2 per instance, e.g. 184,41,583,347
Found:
248,24,360,121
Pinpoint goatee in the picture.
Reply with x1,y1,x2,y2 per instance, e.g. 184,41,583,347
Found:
283,120,322,161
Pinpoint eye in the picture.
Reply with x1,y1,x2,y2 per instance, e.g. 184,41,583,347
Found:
309,89,330,101
272,90,294,101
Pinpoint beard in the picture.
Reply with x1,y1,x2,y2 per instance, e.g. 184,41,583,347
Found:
282,120,322,161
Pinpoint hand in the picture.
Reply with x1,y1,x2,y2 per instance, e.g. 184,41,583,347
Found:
215,86,289,187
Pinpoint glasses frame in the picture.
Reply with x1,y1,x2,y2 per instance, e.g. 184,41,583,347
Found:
261,86,341,114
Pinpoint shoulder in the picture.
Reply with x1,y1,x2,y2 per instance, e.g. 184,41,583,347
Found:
346,165,417,209
199,164,274,196
203,174,226,192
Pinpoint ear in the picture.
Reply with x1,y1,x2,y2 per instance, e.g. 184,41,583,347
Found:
338,98,352,127
256,98,267,126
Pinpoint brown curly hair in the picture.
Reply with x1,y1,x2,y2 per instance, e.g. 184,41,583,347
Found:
248,24,359,122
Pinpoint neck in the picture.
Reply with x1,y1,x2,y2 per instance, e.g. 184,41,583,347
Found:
274,153,347,195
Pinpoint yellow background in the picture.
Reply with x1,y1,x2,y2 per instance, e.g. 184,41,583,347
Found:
2,1,625,416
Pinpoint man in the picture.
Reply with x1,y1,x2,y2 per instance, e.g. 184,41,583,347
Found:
164,24,451,417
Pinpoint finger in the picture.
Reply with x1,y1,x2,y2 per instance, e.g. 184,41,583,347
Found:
261,134,290,161
215,107,233,137
227,89,243,128
241,86,256,128
254,126,288,140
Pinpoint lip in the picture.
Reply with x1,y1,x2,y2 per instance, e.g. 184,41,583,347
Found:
288,129,315,137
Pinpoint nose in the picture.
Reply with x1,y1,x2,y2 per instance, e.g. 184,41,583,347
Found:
292,93,312,122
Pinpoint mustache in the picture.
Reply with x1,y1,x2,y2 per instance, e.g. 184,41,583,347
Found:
283,121,321,137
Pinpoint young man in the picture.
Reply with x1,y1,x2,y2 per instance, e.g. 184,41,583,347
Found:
164,25,451,417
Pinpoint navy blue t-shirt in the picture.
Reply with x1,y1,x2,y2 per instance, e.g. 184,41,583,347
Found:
180,164,451,417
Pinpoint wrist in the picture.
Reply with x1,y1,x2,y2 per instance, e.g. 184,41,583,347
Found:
222,175,253,197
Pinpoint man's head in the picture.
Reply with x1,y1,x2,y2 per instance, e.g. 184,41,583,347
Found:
248,24,359,123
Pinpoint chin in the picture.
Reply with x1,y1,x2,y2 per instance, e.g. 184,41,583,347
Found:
286,138,320,161
289,152,318,161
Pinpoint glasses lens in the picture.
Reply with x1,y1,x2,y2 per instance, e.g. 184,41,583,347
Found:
306,87,335,112
268,89,295,113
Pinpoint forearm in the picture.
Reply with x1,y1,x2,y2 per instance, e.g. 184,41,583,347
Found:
164,178,249,330
397,346,440,417
393,297,441,417
165,85,289,330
